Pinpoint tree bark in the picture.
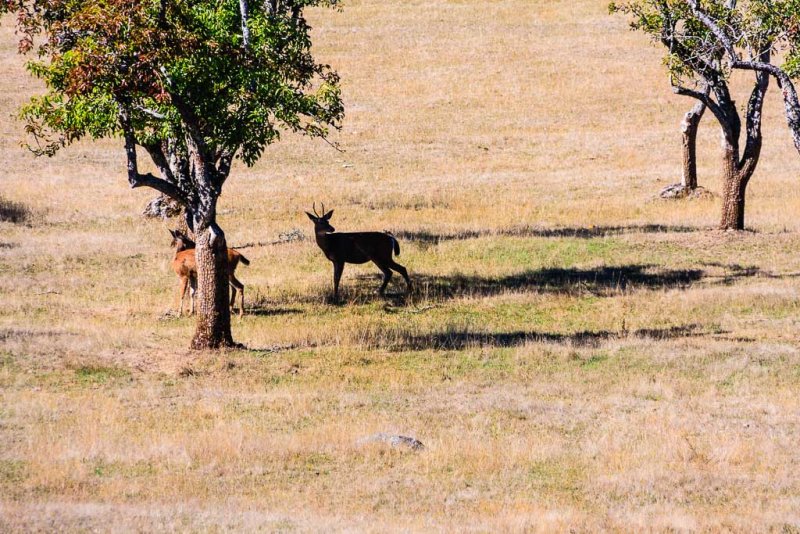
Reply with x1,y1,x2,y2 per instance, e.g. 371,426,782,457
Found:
718,142,755,231
681,101,705,189
190,222,234,349
186,141,235,349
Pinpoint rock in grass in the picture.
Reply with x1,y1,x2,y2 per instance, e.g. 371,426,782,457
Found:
659,184,714,200
358,433,425,451
142,195,182,219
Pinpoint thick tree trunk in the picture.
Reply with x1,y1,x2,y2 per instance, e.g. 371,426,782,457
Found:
718,143,754,231
191,224,234,349
681,101,705,189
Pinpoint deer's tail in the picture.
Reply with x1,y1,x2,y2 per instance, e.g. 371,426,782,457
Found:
387,233,400,256
239,253,251,266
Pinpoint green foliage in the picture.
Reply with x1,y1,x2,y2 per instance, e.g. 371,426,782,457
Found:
1,0,344,165
611,0,800,84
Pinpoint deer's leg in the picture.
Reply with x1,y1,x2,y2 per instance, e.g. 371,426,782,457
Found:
333,262,344,301
176,276,187,316
389,260,412,293
377,264,393,296
230,276,245,317
189,276,197,315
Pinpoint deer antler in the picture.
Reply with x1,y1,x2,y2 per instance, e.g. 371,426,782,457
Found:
312,202,320,217
321,202,326,216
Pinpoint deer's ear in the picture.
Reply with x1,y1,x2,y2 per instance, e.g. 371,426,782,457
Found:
305,212,317,221
323,210,334,220
169,229,178,238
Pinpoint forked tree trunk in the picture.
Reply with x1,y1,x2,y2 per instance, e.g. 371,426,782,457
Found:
681,101,706,189
191,223,234,349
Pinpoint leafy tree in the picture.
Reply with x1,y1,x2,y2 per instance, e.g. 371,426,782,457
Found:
611,0,800,230
1,0,344,348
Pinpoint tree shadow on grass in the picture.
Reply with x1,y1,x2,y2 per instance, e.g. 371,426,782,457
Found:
304,262,782,306
699,262,800,285
0,328,77,341
245,307,303,317
351,264,707,302
392,324,710,351
394,224,701,245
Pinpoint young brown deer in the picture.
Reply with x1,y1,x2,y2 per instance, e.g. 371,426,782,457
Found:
306,204,411,301
169,229,250,317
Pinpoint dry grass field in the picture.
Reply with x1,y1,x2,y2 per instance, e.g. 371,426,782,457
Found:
2,0,800,531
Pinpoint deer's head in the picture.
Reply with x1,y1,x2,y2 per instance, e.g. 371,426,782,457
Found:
169,229,196,251
306,203,335,234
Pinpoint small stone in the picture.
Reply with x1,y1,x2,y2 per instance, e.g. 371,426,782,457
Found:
357,433,424,451
658,184,714,200
142,195,182,219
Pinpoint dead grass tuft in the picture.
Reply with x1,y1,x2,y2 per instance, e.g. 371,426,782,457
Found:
0,196,32,224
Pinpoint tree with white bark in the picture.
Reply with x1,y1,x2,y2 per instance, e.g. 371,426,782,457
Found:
611,0,800,229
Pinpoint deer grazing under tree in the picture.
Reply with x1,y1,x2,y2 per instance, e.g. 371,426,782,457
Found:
170,230,250,317
306,204,412,302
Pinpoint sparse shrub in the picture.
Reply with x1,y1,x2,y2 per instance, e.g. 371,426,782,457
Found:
0,196,32,224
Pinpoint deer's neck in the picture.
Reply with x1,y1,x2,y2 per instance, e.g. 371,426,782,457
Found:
315,231,336,258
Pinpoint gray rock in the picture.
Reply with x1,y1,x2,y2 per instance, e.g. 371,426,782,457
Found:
358,433,424,451
142,195,182,219
658,184,714,200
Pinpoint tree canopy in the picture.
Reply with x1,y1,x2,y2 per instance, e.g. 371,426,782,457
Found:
3,0,344,191
610,0,800,153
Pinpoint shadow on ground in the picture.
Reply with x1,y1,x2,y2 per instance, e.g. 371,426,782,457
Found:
390,324,710,351
245,307,304,317
405,264,706,300
283,263,785,306
394,224,701,245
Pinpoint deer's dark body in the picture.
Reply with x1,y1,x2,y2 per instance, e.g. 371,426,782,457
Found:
307,206,411,300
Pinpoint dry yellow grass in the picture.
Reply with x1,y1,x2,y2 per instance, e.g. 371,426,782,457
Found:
2,1,800,531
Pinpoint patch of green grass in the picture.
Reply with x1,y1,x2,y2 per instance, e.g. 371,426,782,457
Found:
90,459,156,478
580,352,609,369
71,364,130,385
0,351,16,374
0,459,27,484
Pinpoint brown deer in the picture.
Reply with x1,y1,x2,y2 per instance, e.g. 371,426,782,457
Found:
169,229,250,317
306,203,411,301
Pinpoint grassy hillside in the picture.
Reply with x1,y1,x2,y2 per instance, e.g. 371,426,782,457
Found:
2,0,800,530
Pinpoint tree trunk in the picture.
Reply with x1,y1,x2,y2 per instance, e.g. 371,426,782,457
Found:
681,101,705,189
191,224,235,349
718,143,754,231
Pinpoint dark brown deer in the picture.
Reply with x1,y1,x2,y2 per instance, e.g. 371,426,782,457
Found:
169,229,250,316
306,203,411,301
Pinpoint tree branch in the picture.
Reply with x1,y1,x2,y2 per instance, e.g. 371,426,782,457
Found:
741,47,770,166
239,0,250,47
684,0,738,60
133,104,166,120
216,149,236,188
671,81,733,141
118,106,189,207
684,0,800,155
142,141,176,184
